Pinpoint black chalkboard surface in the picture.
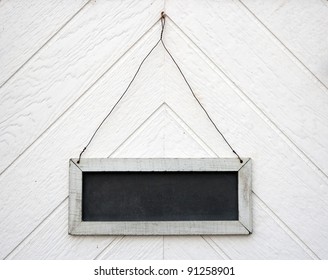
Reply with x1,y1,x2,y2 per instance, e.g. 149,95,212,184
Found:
82,171,238,222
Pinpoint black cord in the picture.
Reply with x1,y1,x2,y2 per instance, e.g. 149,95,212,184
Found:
159,15,243,163
77,12,243,164
77,38,161,163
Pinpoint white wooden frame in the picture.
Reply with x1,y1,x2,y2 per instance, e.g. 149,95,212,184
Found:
69,158,252,235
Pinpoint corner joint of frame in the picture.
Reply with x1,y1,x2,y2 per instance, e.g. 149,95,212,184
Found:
69,158,82,171
237,158,251,171
239,220,252,234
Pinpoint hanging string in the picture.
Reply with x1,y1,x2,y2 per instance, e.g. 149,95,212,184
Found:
159,13,243,163
76,38,161,163
77,12,243,164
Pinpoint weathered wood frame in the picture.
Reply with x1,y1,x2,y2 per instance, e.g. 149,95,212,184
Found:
69,158,252,235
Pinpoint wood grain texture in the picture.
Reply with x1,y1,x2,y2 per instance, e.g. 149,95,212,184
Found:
164,236,224,259
238,159,252,232
166,0,328,176
68,160,82,234
96,236,163,260
71,221,249,236
1,0,327,260
241,0,328,87
0,0,163,175
0,29,163,259
162,22,327,258
0,0,88,86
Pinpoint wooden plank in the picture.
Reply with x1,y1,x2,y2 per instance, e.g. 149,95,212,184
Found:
96,236,163,260
72,221,249,236
241,0,328,87
238,159,252,232
0,29,164,259
6,200,117,260
166,0,328,176
73,158,248,171
0,0,163,175
68,160,82,234
164,236,224,259
0,0,88,86
161,23,327,258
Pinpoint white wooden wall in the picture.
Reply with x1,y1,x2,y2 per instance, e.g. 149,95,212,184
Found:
0,0,327,260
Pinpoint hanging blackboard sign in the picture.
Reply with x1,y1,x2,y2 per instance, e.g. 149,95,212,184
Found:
69,158,252,235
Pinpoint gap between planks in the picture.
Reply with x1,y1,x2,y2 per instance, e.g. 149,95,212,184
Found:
94,236,125,260
107,102,219,159
253,193,320,260
4,197,68,260
0,0,91,89
202,236,231,259
237,0,328,92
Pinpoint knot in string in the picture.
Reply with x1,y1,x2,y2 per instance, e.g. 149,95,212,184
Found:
160,12,166,40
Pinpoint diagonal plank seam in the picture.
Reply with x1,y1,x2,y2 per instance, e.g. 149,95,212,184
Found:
253,193,320,259
202,236,231,260
164,103,219,157
107,103,171,157
4,197,68,260
237,0,328,92
94,236,125,260
108,103,219,159
0,0,91,89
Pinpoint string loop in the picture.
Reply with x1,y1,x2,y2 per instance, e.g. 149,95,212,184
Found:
77,12,243,164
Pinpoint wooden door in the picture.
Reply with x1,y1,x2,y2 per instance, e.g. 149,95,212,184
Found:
1,0,327,259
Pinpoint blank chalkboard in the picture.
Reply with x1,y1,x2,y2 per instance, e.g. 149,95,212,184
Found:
82,171,238,222
69,158,252,235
